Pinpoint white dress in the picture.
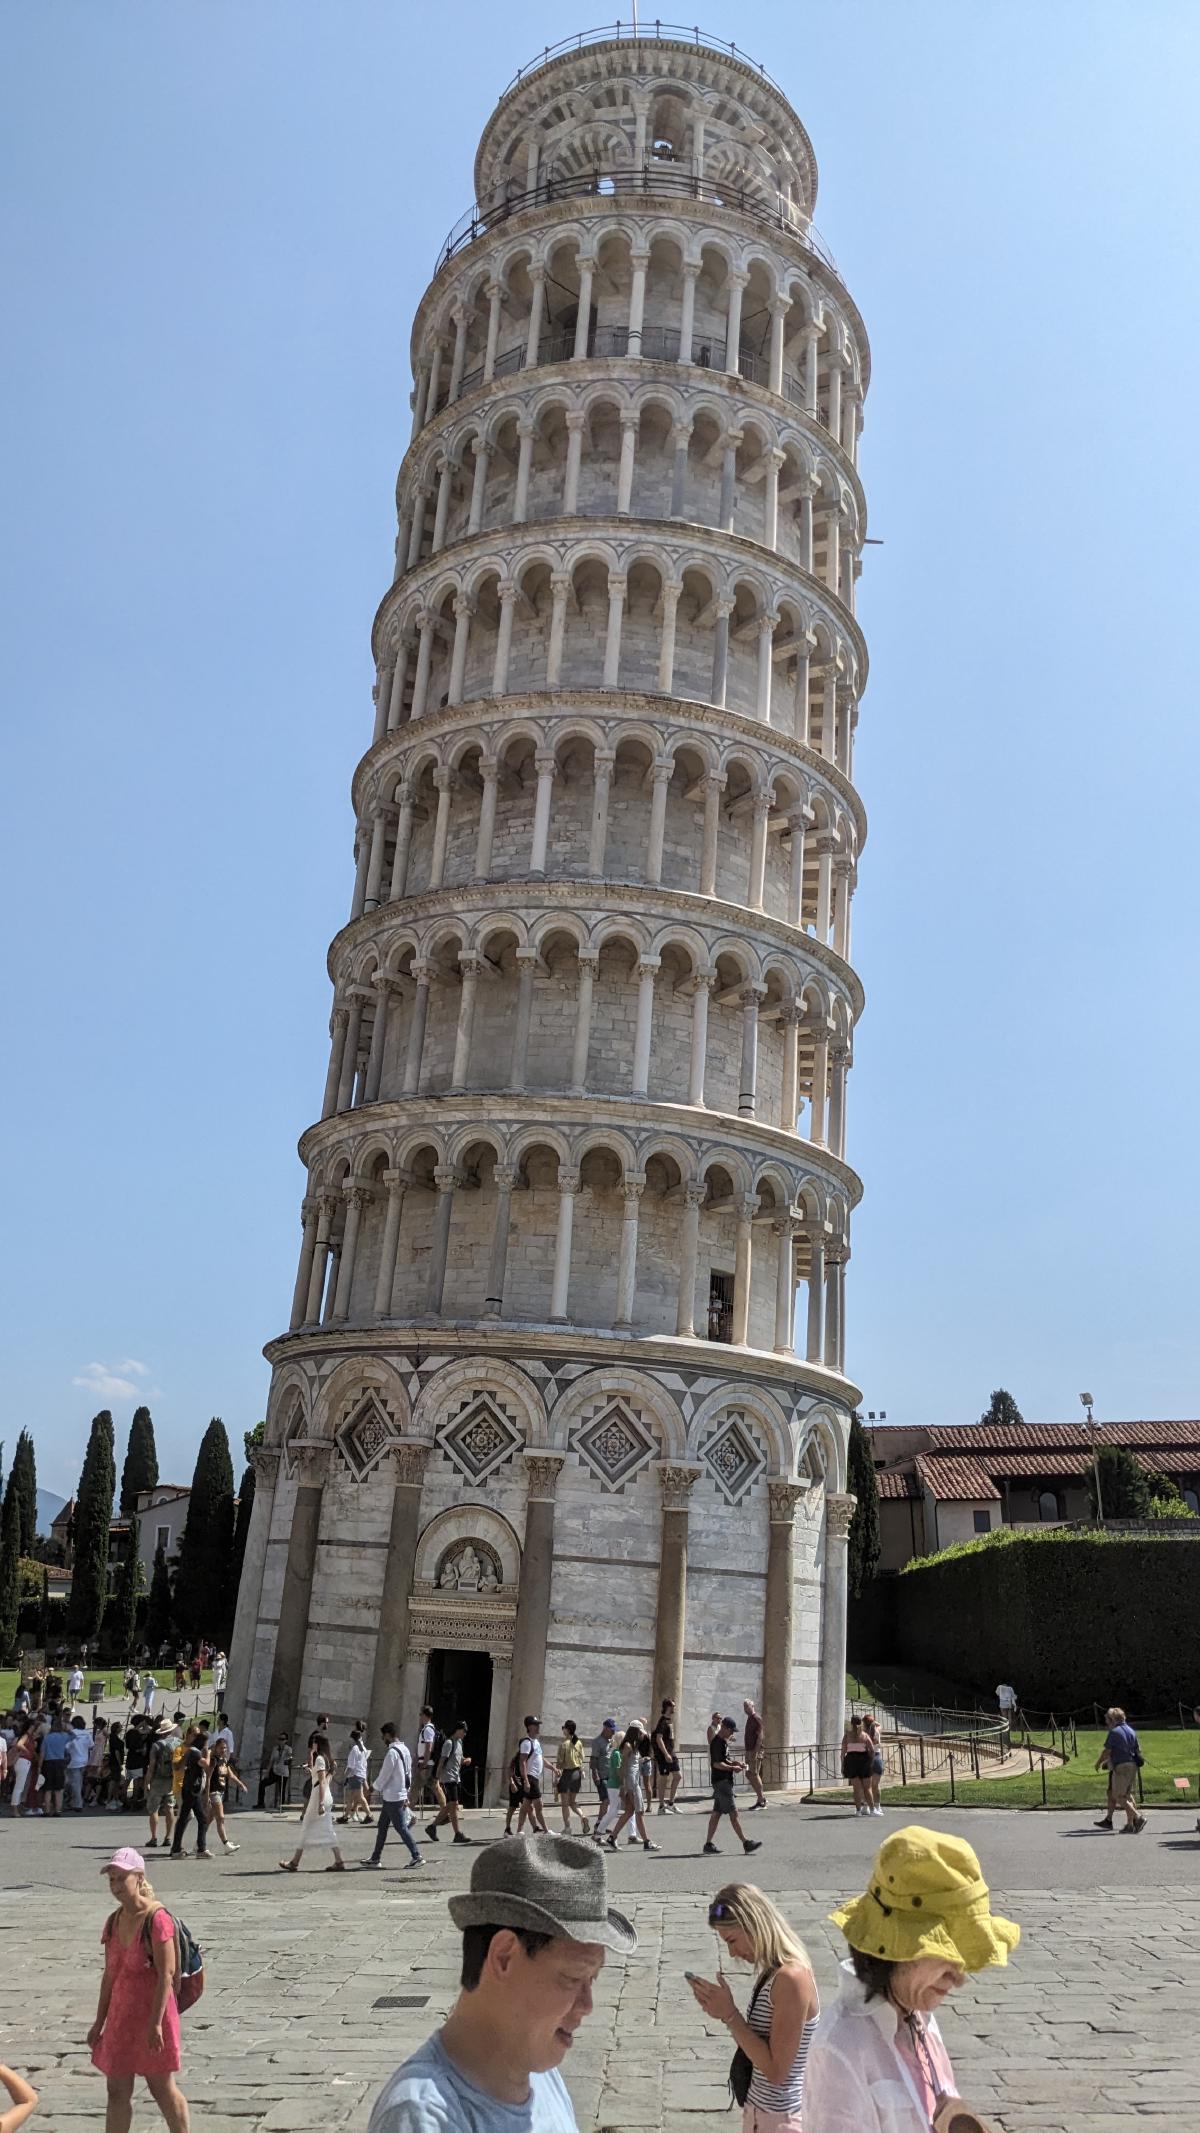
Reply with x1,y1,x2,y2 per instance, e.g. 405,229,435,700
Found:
297,1758,337,1849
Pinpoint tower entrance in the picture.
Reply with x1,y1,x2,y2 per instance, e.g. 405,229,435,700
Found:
424,1648,494,1808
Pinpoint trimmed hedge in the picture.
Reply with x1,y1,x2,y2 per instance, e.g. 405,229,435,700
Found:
851,1529,1200,1709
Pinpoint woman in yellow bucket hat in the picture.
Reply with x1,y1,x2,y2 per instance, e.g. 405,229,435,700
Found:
803,1825,1019,2133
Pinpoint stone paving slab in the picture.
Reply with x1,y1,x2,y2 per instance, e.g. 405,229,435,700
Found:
2,1802,1197,2129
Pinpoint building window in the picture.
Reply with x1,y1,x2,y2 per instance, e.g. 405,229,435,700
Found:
707,1272,733,1343
972,1509,991,1534
156,1525,170,1554
1184,1490,1199,1516
1037,1490,1060,1522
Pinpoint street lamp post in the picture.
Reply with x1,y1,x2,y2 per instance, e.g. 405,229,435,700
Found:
1080,1391,1103,1522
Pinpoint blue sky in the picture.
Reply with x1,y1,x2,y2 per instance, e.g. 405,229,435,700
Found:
3,2,1198,1498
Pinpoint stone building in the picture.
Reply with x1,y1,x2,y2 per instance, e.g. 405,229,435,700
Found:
228,24,868,1798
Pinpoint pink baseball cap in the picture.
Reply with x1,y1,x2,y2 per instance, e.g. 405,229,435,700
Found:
100,1846,146,1875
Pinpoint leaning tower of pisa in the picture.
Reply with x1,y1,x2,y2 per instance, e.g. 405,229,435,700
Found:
230,25,868,1798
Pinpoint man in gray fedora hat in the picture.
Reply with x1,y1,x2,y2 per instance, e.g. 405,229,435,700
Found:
368,1832,636,2131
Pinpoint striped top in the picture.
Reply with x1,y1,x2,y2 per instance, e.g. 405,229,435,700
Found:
746,1967,820,2115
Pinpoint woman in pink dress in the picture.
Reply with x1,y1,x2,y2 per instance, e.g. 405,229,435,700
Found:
88,1845,189,2132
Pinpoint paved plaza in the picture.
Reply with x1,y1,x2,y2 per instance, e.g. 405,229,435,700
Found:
3,1798,1198,2130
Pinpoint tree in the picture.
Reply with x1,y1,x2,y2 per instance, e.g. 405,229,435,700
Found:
1089,1443,1153,1521
67,1410,116,1647
173,1418,235,1645
979,1389,1025,1430
230,1463,256,1601
120,1406,159,1517
0,1480,20,1662
846,1414,882,1597
145,1544,174,1651
244,1420,265,1463
9,1431,37,1558
108,1533,145,1660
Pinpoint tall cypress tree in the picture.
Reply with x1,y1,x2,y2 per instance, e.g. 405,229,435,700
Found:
0,1480,20,1663
120,1406,159,1517
846,1414,882,1598
67,1410,116,1646
979,1388,1025,1430
109,1533,145,1661
145,1544,174,1651
230,1463,256,1602
10,1431,37,1558
173,1418,235,1645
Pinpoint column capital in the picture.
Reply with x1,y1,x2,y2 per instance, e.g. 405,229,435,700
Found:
394,779,415,808
557,1169,582,1195
650,760,673,785
727,267,750,290
825,1490,857,1541
497,579,519,607
457,952,488,979
292,1440,332,1485
471,432,491,458
635,956,661,980
576,948,600,971
735,1192,759,1223
765,445,787,470
622,1172,647,1204
619,408,640,431
382,1167,415,1192
684,1180,708,1209
669,420,694,447
768,1478,808,1524
527,262,547,285
514,947,542,971
533,752,558,778
411,958,437,985
655,1461,703,1510
389,1439,430,1489
592,751,616,775
680,258,701,282
453,594,477,620
769,292,791,319
432,766,455,792
661,576,683,605
479,754,500,782
802,320,822,344
565,409,587,433
343,1182,373,1209
432,1165,460,1192
606,573,628,598
738,981,767,1007
523,1450,565,1499
721,425,745,451
492,1164,518,1192
713,596,736,619
549,571,571,595
250,1445,282,1482
773,1212,801,1239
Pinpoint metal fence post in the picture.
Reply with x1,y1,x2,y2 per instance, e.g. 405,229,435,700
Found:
1039,1754,1048,1805
919,1737,925,1778
899,1740,907,1786
949,1753,955,1804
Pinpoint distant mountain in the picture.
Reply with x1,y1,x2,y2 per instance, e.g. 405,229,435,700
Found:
36,1488,66,1537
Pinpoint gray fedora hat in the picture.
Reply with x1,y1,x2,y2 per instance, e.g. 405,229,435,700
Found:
448,1833,637,1954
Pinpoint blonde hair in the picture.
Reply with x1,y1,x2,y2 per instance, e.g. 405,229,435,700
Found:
710,1884,810,1976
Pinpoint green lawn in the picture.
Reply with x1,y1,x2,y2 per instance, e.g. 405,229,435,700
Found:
1,1667,214,1711
823,1727,1200,1810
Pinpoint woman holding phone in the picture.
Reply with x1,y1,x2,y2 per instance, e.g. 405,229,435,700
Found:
687,1883,818,2131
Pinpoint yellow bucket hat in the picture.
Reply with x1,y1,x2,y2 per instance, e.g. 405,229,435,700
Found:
830,1824,1020,1971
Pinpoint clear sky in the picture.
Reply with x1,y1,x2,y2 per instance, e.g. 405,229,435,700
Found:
3,1,1198,1499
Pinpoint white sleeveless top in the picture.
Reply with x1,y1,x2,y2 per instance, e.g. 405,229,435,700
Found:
747,1967,819,2115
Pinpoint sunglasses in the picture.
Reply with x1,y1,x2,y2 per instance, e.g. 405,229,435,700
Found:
707,1902,737,1924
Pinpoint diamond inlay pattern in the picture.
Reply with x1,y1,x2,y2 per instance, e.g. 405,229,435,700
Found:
437,1392,524,1484
336,1393,394,1482
702,1414,765,1505
572,1398,656,1493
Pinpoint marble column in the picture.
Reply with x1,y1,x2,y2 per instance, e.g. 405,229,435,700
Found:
616,412,638,512
402,963,433,1093
289,1198,320,1330
483,1165,516,1317
363,977,394,1104
645,763,671,885
451,954,484,1091
332,1185,371,1321
428,768,454,889
550,1170,579,1320
529,755,556,875
321,1005,350,1120
651,1464,702,1719
762,1479,807,1785
687,974,714,1106
732,1193,756,1344
818,1492,857,1748
657,581,680,693
507,953,538,1090
603,574,626,686
262,1442,330,1752
725,270,747,374
468,438,490,533
367,1441,430,1737
474,759,499,878
508,1453,565,1747
699,773,725,895
675,1182,706,1335
447,595,474,704
570,954,597,1091
426,1167,457,1315
389,785,416,901
773,1215,799,1353
615,1175,644,1329
483,279,503,382
225,1445,281,1748
738,984,762,1116
303,1194,337,1326
631,959,658,1097
588,755,613,875
563,413,585,513
805,1231,825,1364
572,260,594,358
373,1170,409,1317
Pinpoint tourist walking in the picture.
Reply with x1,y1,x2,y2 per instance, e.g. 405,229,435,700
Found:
707,1711,722,1745
555,1720,591,1835
688,1883,819,2131
211,1651,228,1701
339,1726,372,1825
427,1721,473,1844
0,2063,38,2133
652,1700,682,1814
169,1728,210,1860
589,1718,619,1838
995,1681,1017,1724
145,1721,178,1851
39,1716,70,1818
205,1741,244,1853
280,1744,345,1871
104,1721,127,1812
861,1714,884,1815
363,1723,421,1869
64,1714,92,1814
142,1674,159,1719
86,1719,108,1806
67,1663,84,1709
742,1700,767,1810
10,1722,41,1818
261,1733,292,1811
516,1717,549,1834
603,1725,659,1853
804,1824,1019,2132
503,1746,525,1836
414,1705,439,1809
367,1834,636,2133
704,1717,763,1859
89,1844,190,2132
840,1715,874,1816
1094,1705,1146,1833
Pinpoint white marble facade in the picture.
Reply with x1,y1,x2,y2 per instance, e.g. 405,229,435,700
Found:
229,29,867,1798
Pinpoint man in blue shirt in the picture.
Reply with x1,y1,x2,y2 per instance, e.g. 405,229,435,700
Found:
1094,1704,1145,1832
368,1832,636,2132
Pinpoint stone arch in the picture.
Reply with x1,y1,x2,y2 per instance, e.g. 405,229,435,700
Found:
414,1502,523,1592
265,1364,312,1447
686,1380,793,1478
312,1352,413,1442
547,1366,687,1461
411,1354,548,1449
796,1404,847,1491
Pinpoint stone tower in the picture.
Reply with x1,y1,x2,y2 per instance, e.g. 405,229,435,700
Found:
230,25,867,1798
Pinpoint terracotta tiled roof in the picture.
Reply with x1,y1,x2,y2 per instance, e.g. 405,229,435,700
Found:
922,1420,1200,1452
914,1454,1001,1503
876,1467,920,1500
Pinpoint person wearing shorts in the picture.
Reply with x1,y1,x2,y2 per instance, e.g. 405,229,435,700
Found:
589,1718,618,1837
426,1724,472,1845
703,1717,762,1858
742,1699,767,1808
144,1722,178,1850
555,1719,590,1834
516,1716,548,1834
652,1699,682,1814
39,1723,70,1816
840,1715,875,1814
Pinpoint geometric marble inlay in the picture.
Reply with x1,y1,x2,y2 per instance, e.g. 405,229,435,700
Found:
335,1391,394,1482
702,1413,766,1506
572,1397,656,1494
437,1391,523,1484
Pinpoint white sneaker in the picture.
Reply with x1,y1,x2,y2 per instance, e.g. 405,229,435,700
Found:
872,1806,884,1816
224,1841,240,1852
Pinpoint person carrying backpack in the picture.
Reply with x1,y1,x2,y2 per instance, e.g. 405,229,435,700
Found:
89,1845,192,2130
